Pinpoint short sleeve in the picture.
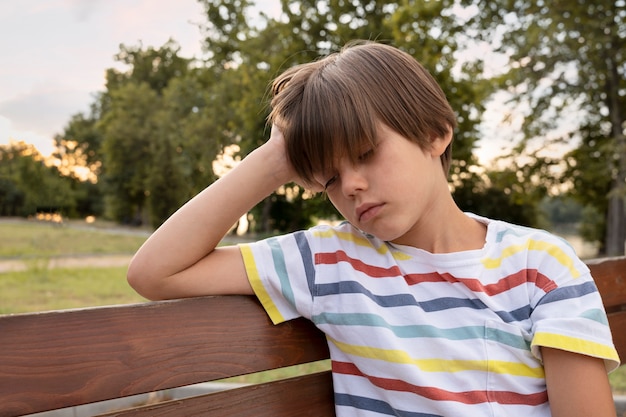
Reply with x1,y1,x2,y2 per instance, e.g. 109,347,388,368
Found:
239,231,317,324
530,268,620,372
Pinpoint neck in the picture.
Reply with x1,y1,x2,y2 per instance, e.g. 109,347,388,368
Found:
394,198,487,254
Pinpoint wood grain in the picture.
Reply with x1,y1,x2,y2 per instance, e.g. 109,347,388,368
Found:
0,296,328,416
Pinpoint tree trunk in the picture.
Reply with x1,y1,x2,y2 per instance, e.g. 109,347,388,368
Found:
605,53,626,256
606,183,625,256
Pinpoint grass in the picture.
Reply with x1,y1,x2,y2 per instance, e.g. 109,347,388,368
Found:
0,219,148,315
0,221,148,258
218,360,332,384
1,218,624,393
0,266,146,315
611,366,626,395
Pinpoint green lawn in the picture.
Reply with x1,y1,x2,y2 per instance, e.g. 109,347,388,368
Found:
0,266,146,315
0,221,148,258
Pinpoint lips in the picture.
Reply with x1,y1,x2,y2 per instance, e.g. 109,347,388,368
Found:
356,203,384,223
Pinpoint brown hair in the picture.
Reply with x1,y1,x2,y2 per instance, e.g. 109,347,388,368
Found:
269,41,457,184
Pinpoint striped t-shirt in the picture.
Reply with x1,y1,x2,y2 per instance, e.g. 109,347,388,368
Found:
239,214,620,416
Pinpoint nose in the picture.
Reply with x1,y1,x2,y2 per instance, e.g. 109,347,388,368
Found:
339,164,367,197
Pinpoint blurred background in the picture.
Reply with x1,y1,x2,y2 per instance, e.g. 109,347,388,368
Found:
1,0,624,257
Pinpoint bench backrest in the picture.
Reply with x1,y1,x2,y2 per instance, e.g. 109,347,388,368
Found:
587,257,626,367
1,256,625,417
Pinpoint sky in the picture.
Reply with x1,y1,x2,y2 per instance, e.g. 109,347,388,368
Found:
0,0,221,156
0,0,515,164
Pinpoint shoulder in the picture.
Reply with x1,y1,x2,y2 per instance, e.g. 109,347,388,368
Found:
471,213,576,253
472,214,589,280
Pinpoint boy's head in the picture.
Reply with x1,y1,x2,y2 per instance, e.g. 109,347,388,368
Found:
269,41,457,186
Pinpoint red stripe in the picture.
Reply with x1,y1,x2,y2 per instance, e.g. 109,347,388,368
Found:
333,361,548,406
316,251,557,295
431,269,557,296
316,251,403,278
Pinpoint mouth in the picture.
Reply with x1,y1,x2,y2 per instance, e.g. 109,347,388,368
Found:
356,203,384,223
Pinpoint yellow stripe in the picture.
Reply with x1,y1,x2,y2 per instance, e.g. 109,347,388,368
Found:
313,229,411,260
533,332,620,363
482,239,581,278
239,244,285,324
330,337,544,378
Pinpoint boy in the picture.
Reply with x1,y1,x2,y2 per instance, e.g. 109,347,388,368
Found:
128,41,620,416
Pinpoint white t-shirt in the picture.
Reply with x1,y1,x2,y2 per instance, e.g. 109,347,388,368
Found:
240,215,619,416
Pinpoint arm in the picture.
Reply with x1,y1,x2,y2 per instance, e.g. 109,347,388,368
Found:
542,347,616,417
127,126,297,300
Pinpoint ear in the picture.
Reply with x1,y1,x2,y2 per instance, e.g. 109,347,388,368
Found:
429,127,453,157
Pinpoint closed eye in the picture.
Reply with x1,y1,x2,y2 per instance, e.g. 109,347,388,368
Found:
324,174,338,190
358,147,375,162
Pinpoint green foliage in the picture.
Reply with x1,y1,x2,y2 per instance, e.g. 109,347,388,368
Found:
540,196,583,226
28,1,498,232
105,40,191,95
466,0,626,255
53,102,104,174
100,82,160,224
0,142,79,217
195,0,492,231
41,0,626,235
453,169,541,227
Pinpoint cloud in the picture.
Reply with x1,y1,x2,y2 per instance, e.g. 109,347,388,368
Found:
67,0,104,22
0,0,272,158
0,87,92,138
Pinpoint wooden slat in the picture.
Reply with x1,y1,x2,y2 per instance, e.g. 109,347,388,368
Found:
587,256,626,368
608,312,626,364
0,296,329,417
587,256,626,312
587,257,626,362
98,371,335,417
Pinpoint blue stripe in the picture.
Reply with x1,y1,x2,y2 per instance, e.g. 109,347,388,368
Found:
317,281,418,307
494,225,574,251
579,308,610,325
316,281,531,324
267,238,296,308
497,305,532,323
314,312,530,350
335,393,442,417
536,281,598,306
294,231,317,298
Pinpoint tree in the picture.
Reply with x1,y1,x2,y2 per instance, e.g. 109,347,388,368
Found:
97,41,225,227
99,82,160,224
105,39,191,95
467,0,626,255
53,102,104,183
0,141,77,216
198,0,493,232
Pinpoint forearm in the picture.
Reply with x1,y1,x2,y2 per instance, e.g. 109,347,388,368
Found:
127,141,291,297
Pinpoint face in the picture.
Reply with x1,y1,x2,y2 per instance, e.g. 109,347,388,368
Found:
313,123,451,246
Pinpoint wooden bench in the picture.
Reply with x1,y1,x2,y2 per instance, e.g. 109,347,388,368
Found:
1,256,625,417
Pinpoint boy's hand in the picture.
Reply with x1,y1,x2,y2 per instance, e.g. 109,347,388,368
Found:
265,124,323,192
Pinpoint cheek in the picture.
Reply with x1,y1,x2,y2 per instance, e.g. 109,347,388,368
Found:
327,194,352,220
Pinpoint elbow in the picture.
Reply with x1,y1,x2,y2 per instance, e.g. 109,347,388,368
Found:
127,256,164,301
